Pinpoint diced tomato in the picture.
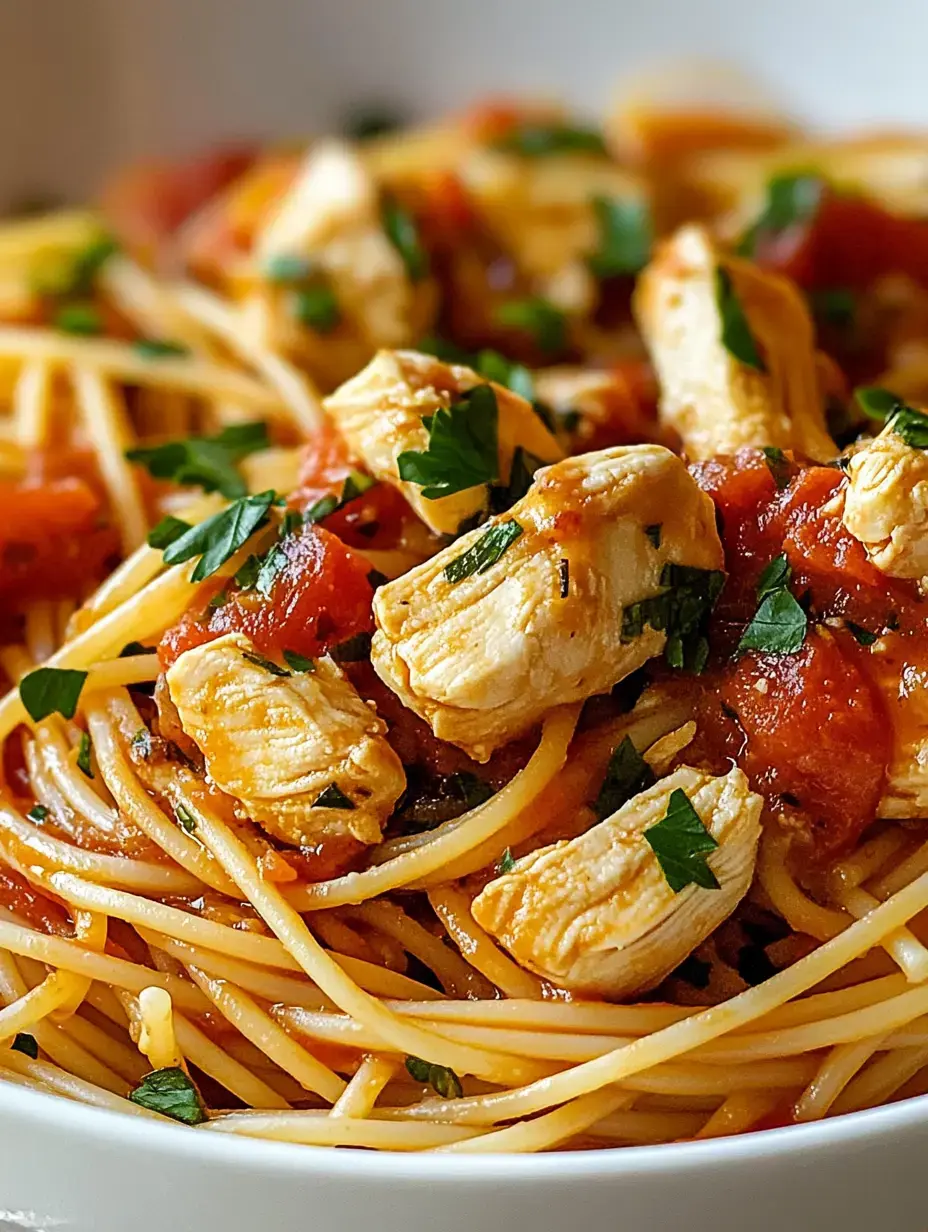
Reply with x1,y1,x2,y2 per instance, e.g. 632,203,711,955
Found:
0,865,72,936
0,477,119,604
420,171,477,244
158,524,374,668
289,424,412,550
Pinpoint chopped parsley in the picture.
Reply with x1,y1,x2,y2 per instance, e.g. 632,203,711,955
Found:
593,736,656,821
381,195,429,281
738,172,825,259
496,848,516,875
588,196,652,278
19,667,88,722
490,446,543,512
264,253,316,283
76,732,93,778
851,385,928,449
761,446,791,491
715,267,765,371
644,524,662,549
242,650,290,677
127,421,269,500
855,386,901,421
147,515,193,551
847,621,878,647
32,234,117,300
129,1067,206,1125
473,349,536,402
443,519,523,584
161,490,277,581
397,384,499,499
737,554,807,657
291,285,341,334
11,1033,38,1059
175,804,197,834
313,783,355,810
26,804,48,822
558,557,570,598
54,303,102,336
404,1056,463,1099
494,298,566,354
644,788,720,893
491,122,606,158
282,650,316,673
131,727,152,759
133,338,190,360
621,564,725,674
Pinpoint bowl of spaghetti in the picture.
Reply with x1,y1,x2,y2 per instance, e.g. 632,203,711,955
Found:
2,2,928,1230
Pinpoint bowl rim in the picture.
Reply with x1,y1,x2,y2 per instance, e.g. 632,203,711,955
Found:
2,1079,926,1181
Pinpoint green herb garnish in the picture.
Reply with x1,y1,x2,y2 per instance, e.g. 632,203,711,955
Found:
127,422,269,500
588,196,652,278
404,1056,463,1099
282,650,316,673
497,848,516,875
161,490,276,581
715,267,765,371
621,564,725,673
129,1067,206,1125
444,519,523,584
594,736,656,821
175,804,197,834
242,650,290,677
847,621,878,647
644,788,720,893
474,349,536,402
133,339,190,360
491,122,606,158
131,727,152,759
26,805,48,822
382,195,429,281
53,303,102,336
19,667,88,722
737,554,807,656
761,446,791,491
147,515,193,550
264,253,316,283
312,784,355,810
494,298,566,354
738,172,824,259
76,732,93,778
398,384,499,500
291,285,341,334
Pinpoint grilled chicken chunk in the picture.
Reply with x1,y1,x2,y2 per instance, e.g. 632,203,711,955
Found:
371,444,724,761
472,766,762,997
635,224,834,461
324,348,562,536
843,423,928,586
164,631,405,847
254,142,435,380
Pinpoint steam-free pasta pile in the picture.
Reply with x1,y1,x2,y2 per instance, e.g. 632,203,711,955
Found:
3,87,928,1152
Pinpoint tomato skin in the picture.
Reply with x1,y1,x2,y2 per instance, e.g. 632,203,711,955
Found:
159,525,374,668
0,478,119,605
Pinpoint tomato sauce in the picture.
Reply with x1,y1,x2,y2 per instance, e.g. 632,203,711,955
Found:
158,523,375,668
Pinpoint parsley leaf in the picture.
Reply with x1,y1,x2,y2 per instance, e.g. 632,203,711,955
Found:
397,384,499,499
291,285,341,334
264,253,316,283
282,650,316,673
494,298,566,354
242,650,290,677
133,338,190,360
19,667,88,722
888,406,928,449
737,576,807,657
129,1067,206,1125
490,446,543,512
496,848,516,875
738,173,825,259
761,446,791,491
444,519,523,584
621,564,725,673
11,1033,38,1059
26,804,48,822
147,515,193,550
855,386,902,421
588,196,652,278
715,267,765,371
127,422,269,499
847,621,878,646
594,736,656,820
255,543,288,598
54,303,101,336
131,727,152,759
161,490,276,581
756,553,792,601
382,195,428,281
491,122,606,157
76,732,93,778
404,1056,463,1099
313,784,355,810
474,349,536,402
175,804,197,834
33,234,117,300
644,788,720,893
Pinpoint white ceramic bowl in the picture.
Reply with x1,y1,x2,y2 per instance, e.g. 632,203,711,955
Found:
3,2,928,1228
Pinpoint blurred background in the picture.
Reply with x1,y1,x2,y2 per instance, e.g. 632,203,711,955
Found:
2,0,928,208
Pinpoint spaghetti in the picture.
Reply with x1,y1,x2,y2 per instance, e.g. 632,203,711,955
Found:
1,87,928,1156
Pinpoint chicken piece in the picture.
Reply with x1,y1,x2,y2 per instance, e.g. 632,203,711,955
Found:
164,631,405,847
459,147,647,314
635,224,834,461
842,424,928,585
253,142,436,384
472,765,762,998
324,348,563,536
371,444,724,762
